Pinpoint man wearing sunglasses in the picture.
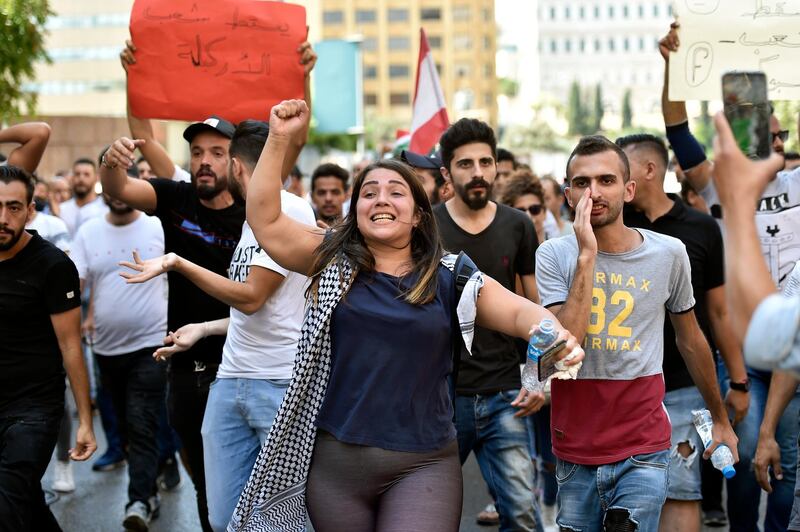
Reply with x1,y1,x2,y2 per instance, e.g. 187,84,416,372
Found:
618,133,745,532
661,23,800,532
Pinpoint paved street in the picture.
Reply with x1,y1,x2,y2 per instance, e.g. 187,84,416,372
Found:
45,415,750,531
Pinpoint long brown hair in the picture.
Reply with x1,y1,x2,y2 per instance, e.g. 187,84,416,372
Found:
308,159,444,305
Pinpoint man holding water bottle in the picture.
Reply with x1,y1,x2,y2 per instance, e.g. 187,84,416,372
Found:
535,135,738,531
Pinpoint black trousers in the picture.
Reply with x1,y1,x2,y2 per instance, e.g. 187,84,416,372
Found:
168,363,217,532
96,347,166,506
0,411,63,532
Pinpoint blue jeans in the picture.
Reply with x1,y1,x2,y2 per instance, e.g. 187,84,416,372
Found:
719,360,800,532
527,406,557,506
455,390,542,532
201,377,289,532
556,450,669,532
663,386,705,500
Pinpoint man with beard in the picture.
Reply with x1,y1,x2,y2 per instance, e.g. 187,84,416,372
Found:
99,118,241,531
433,118,543,532
71,190,167,530
117,120,314,530
59,158,109,236
0,165,96,530
535,135,737,531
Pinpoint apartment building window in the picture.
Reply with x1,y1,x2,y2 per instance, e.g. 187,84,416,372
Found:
594,5,601,18
549,6,557,19
421,8,441,20
550,39,558,53
484,92,494,106
389,64,410,78
454,35,472,49
608,5,615,18
653,4,660,17
364,65,377,79
639,4,645,17
483,35,492,50
579,6,586,18
483,63,493,77
639,36,645,50
322,10,343,24
623,5,629,18
668,4,673,16
564,5,571,19
608,37,615,52
362,37,378,51
483,8,491,20
564,38,572,53
455,63,471,78
429,35,442,48
46,13,128,30
388,36,410,50
364,93,377,106
387,8,408,22
594,38,601,52
390,93,410,105
623,37,630,51
453,5,471,21
579,38,586,52
356,9,376,23
436,63,443,75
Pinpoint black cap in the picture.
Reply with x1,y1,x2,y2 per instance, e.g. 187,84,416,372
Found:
183,116,236,143
401,149,442,170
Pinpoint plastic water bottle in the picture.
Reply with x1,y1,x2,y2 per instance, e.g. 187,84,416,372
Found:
692,409,736,479
522,319,558,393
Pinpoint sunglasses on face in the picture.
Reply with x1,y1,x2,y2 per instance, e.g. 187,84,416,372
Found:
517,204,544,216
773,130,789,143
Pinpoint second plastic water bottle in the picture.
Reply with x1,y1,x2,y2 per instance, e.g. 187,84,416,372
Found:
522,319,558,393
692,409,736,479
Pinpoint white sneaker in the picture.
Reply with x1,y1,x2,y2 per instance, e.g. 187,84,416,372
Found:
52,460,75,492
541,503,558,531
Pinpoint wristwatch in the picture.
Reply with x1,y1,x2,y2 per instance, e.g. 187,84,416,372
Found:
100,150,117,169
729,378,751,392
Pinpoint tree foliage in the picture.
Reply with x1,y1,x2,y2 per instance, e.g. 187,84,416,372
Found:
621,89,633,129
0,0,51,121
567,81,592,135
591,84,604,132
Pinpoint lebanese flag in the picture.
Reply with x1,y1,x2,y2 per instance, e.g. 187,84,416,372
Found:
409,29,449,154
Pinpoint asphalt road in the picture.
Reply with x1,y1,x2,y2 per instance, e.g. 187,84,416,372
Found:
45,415,750,531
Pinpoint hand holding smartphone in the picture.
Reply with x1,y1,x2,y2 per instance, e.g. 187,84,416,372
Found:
722,71,771,160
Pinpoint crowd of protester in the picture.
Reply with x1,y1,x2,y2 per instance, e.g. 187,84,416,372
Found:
4,18,800,532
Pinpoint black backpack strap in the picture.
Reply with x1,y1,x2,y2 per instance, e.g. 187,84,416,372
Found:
450,251,478,395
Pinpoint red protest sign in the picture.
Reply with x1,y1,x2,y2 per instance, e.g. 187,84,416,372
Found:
128,0,306,123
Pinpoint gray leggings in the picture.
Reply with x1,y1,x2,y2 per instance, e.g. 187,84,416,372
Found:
306,431,462,532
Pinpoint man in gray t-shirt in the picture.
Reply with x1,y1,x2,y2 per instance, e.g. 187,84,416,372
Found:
534,135,737,531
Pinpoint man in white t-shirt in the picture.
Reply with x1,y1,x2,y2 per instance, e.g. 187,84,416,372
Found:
59,157,109,236
120,120,314,531
71,191,168,530
27,210,71,253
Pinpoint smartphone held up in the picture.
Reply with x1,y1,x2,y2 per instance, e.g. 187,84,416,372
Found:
722,71,771,160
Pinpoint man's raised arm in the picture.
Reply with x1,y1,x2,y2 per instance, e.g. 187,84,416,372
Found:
0,122,51,173
659,22,714,192
99,138,158,213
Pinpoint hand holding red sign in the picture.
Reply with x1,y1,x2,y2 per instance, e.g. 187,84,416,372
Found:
127,0,306,123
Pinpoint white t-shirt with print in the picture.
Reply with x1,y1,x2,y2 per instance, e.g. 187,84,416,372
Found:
58,196,109,236
218,191,315,380
27,212,71,252
71,214,168,355
701,166,800,287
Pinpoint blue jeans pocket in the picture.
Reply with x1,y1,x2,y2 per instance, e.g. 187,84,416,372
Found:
630,451,669,470
556,459,579,483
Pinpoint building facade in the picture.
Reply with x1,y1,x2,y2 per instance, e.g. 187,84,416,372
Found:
536,0,674,128
320,0,498,127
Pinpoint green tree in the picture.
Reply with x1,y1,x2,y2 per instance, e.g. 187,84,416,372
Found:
0,0,52,121
567,81,588,135
591,84,604,133
693,101,713,154
621,89,633,129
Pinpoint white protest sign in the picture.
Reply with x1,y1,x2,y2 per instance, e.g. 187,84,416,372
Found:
669,0,800,101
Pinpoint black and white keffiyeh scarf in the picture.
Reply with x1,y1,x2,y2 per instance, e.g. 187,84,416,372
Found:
228,254,483,532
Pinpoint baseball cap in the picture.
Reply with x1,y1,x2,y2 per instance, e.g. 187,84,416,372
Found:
401,149,443,170
183,116,236,143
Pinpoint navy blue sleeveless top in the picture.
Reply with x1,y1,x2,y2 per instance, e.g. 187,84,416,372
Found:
315,265,456,452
